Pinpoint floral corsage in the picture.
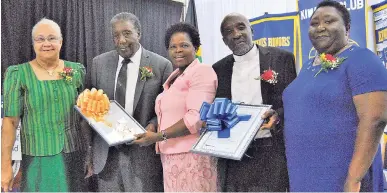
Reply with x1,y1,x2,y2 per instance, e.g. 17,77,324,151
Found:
59,67,77,83
140,66,154,81
255,68,278,85
314,53,346,77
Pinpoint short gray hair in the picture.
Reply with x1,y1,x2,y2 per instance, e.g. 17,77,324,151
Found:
31,18,62,41
110,12,141,36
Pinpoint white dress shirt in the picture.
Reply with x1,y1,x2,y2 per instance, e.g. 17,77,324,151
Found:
114,45,142,115
232,46,271,138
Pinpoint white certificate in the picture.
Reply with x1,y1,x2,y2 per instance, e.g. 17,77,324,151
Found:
191,104,271,160
74,100,146,146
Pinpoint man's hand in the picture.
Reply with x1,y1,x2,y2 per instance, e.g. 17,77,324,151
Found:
84,147,93,179
260,109,280,130
133,131,162,147
1,164,14,192
145,123,156,133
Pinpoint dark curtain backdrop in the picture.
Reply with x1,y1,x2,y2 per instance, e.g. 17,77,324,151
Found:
1,0,183,87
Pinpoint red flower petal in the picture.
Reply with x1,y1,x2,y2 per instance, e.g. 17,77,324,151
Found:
63,67,73,73
261,70,274,81
325,54,336,62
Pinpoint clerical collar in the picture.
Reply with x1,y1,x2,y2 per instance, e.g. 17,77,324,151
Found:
233,45,259,62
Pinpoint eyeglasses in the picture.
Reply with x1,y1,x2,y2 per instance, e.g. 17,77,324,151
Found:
33,35,61,43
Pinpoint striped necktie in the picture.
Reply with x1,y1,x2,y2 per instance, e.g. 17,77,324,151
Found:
115,58,131,108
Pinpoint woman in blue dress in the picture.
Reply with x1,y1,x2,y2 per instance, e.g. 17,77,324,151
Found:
283,0,387,191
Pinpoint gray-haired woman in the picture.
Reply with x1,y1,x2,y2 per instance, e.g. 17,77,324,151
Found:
1,18,91,192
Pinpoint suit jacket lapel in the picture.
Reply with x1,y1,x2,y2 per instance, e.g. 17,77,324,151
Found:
133,48,149,112
224,56,234,100
107,51,119,98
258,45,271,104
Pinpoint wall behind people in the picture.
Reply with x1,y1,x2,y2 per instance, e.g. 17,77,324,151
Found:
1,0,183,85
196,0,385,66
195,0,298,65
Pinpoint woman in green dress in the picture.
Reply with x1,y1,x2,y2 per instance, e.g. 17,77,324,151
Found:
1,18,92,192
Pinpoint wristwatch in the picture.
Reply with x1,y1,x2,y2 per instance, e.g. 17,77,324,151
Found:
160,130,168,141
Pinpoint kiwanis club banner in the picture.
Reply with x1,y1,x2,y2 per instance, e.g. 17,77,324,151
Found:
249,12,299,62
298,0,368,65
372,1,387,67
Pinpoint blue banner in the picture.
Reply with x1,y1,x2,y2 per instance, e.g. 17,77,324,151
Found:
249,12,300,64
372,1,387,68
298,0,367,67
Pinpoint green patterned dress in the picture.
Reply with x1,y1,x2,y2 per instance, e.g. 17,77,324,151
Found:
3,61,87,192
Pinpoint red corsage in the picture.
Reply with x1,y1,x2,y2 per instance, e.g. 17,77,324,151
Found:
255,68,278,85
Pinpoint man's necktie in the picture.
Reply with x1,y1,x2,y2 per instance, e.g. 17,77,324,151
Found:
115,58,131,108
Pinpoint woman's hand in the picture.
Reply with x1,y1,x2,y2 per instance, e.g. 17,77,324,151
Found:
125,123,157,146
1,164,14,192
1,117,19,192
133,131,163,147
344,177,361,192
260,109,280,130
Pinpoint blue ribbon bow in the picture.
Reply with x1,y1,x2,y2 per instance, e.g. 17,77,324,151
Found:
199,98,251,138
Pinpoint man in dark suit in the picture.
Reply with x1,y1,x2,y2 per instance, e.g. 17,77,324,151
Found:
86,12,173,192
213,13,297,192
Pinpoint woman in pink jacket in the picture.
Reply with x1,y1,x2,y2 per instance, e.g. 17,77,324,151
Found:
134,23,218,192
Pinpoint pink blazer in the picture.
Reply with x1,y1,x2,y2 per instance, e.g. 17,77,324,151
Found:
155,59,218,154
